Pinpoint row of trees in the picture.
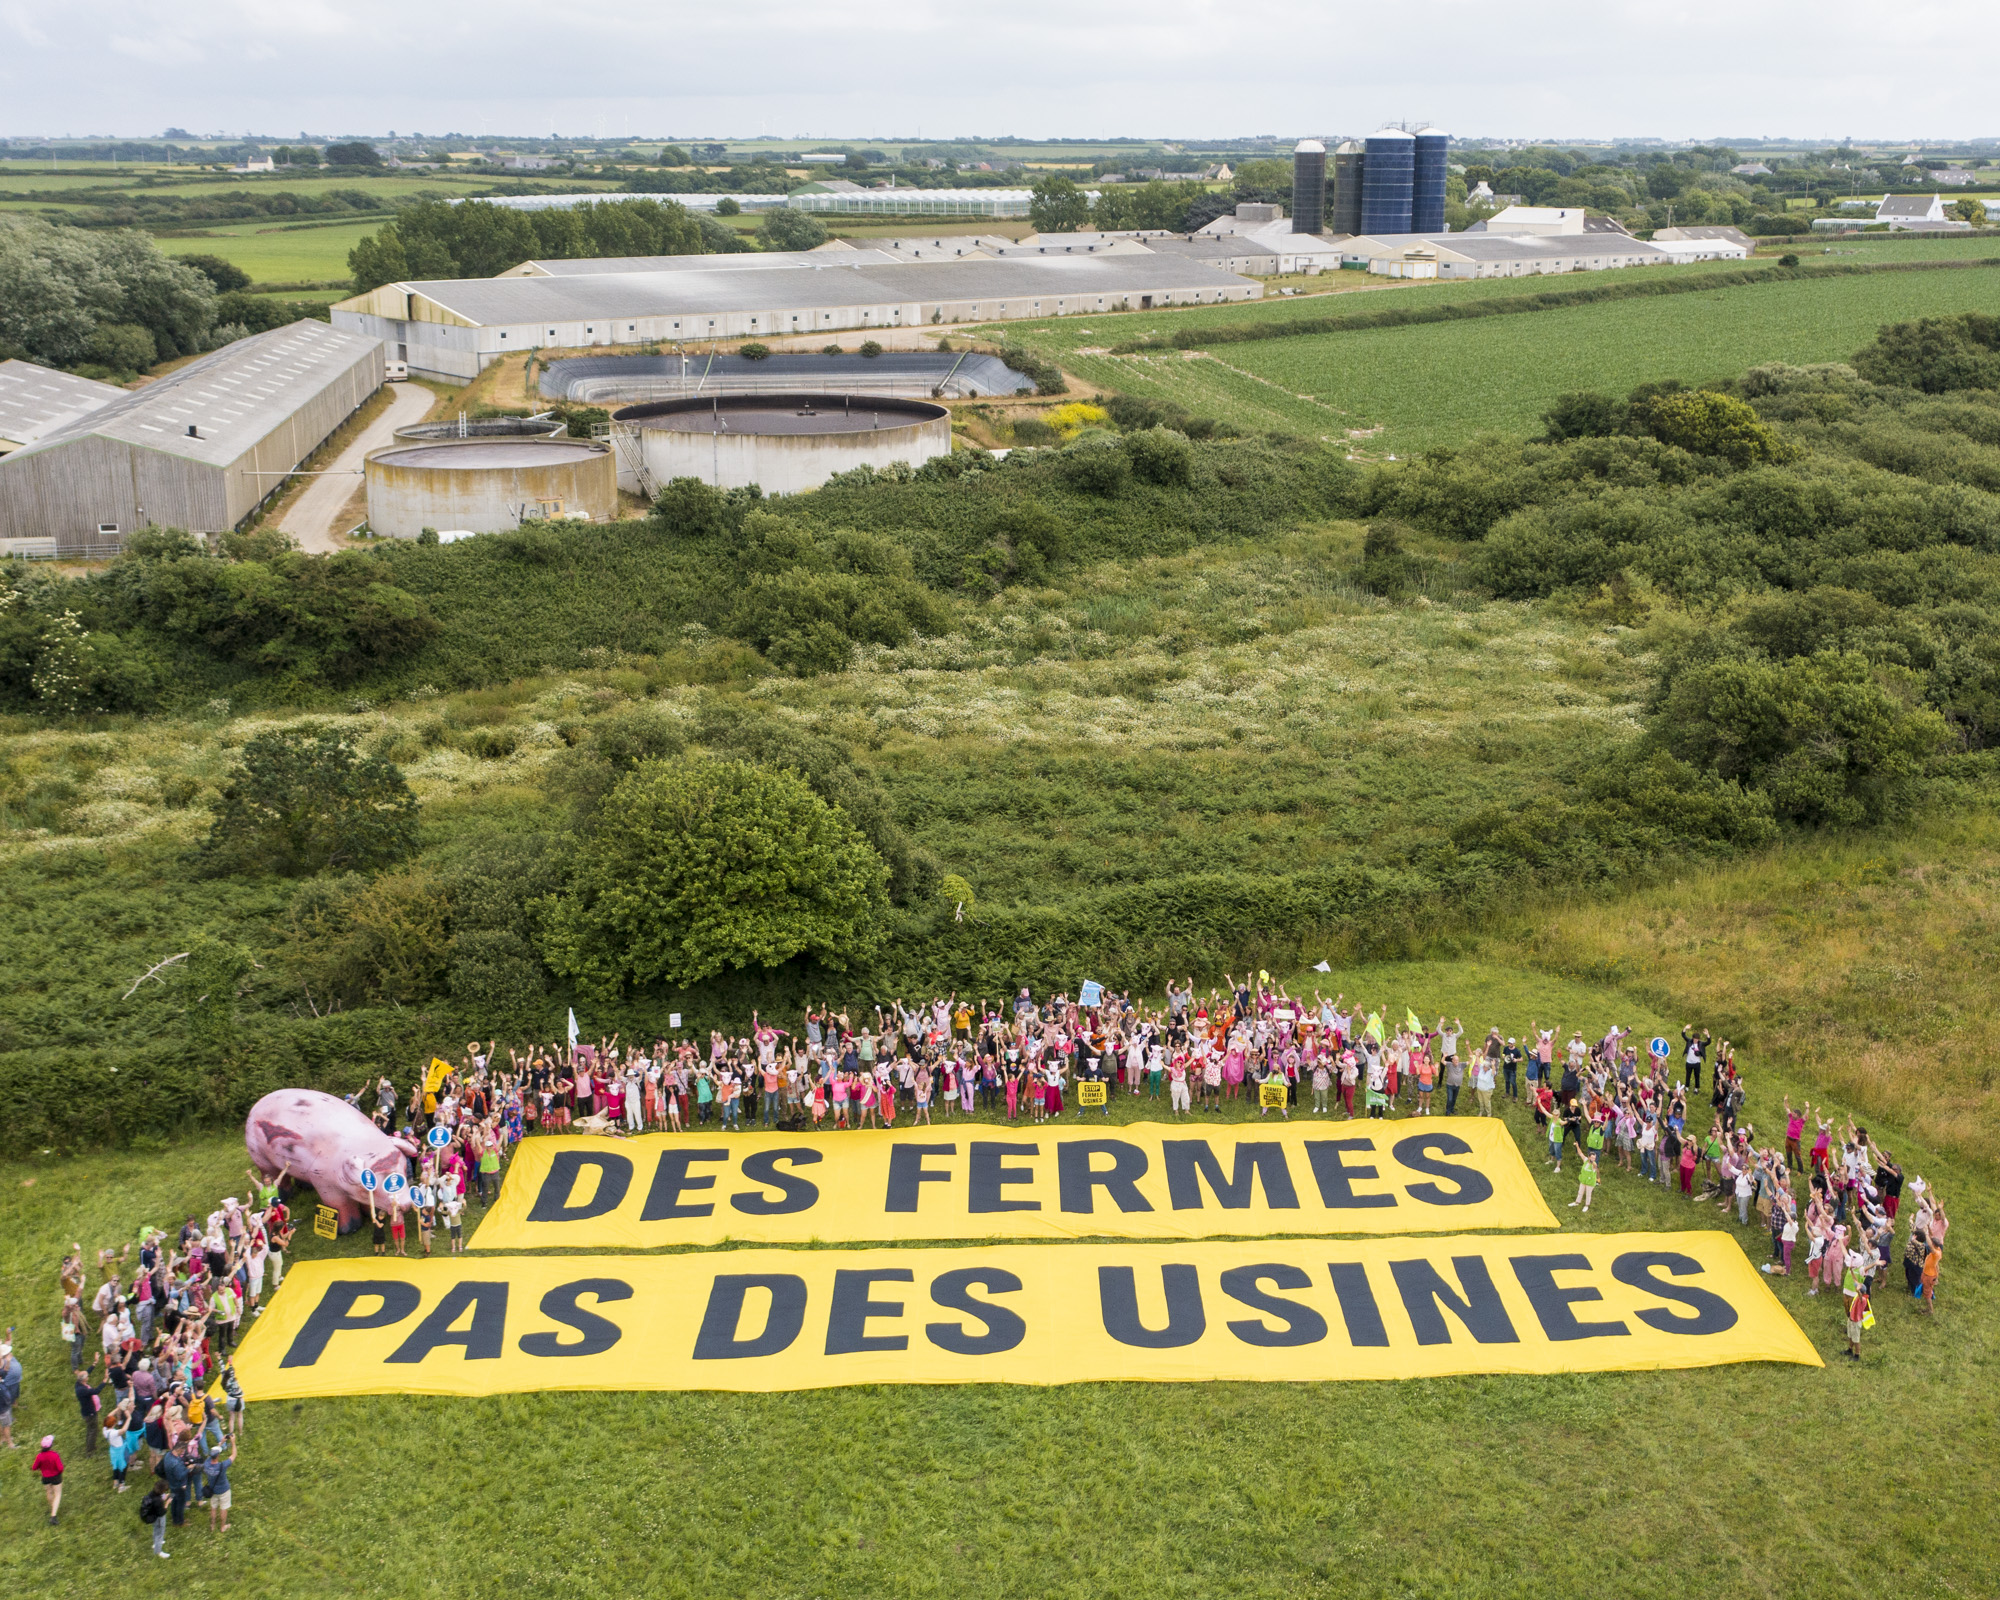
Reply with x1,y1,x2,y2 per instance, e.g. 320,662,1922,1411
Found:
348,196,715,287
0,216,219,369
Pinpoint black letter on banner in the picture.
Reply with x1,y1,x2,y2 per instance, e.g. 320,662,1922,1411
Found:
1304,1139,1396,1209
519,1279,633,1358
1510,1255,1629,1342
1098,1264,1206,1348
526,1152,633,1222
1058,1139,1154,1214
279,1280,421,1367
1611,1251,1739,1336
1327,1263,1389,1347
926,1268,1027,1355
1161,1141,1299,1210
1389,1257,1519,1346
385,1282,509,1363
884,1143,956,1213
1390,1133,1494,1206
825,1269,914,1355
692,1275,807,1359
640,1148,729,1220
969,1142,1041,1213
731,1148,823,1215
1219,1264,1328,1348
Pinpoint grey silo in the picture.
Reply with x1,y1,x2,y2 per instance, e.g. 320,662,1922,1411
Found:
1290,139,1327,234
1413,128,1450,233
1361,128,1415,235
1331,140,1365,235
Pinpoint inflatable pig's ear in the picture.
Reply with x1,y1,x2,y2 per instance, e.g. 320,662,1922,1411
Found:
393,1135,422,1158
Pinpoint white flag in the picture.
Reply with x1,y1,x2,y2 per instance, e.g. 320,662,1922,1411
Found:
1313,960,1332,973
566,1007,580,1047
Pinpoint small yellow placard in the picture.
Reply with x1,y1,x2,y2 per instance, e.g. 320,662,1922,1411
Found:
1260,1080,1290,1108
314,1205,339,1241
1078,1082,1108,1107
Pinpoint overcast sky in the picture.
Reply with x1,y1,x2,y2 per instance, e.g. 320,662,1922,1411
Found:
2,0,1994,144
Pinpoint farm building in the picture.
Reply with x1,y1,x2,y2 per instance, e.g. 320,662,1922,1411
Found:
0,320,381,556
1339,231,1672,279
332,255,1262,381
783,186,1087,219
0,361,124,457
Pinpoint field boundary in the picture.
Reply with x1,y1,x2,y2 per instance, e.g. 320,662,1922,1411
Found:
1112,256,2000,353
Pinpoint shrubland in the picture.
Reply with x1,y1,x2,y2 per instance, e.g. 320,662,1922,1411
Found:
4,314,2000,1156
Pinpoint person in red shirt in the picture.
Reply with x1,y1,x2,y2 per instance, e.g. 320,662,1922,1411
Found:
32,1433,63,1523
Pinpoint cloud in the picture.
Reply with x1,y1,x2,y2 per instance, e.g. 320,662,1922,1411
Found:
4,0,1998,138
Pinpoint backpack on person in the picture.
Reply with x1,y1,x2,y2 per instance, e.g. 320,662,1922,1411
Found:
140,1488,165,1523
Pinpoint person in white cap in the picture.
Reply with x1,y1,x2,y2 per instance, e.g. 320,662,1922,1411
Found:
0,1336,20,1449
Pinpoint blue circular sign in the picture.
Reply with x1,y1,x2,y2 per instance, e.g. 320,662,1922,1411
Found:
411,1185,433,1208
382,1173,407,1195
1649,1037,1671,1059
358,1170,379,1192
426,1125,451,1149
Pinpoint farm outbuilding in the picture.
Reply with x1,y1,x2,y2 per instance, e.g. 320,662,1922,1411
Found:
0,321,382,555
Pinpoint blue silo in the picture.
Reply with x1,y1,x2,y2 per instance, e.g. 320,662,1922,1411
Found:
1413,128,1450,233
1361,128,1415,235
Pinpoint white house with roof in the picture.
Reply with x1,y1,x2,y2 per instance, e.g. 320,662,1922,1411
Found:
1875,194,1968,229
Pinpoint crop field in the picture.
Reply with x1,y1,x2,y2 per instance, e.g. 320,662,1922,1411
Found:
1024,266,2000,451
159,221,386,284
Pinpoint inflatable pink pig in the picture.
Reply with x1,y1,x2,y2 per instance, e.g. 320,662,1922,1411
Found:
246,1088,421,1231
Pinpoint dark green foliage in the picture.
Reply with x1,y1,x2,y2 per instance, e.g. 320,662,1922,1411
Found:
349,197,709,289
722,514,951,675
1651,651,1952,825
85,321,156,372
859,340,884,358
201,728,420,877
324,141,383,167
561,404,610,438
179,253,251,292
738,342,771,360
211,291,333,333
755,209,828,251
995,342,1066,395
1357,520,1417,600
1102,392,1237,441
539,758,890,995
1852,312,2000,394
1122,426,1194,487
1059,436,1133,496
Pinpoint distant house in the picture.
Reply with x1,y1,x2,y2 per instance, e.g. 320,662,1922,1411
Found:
1467,180,1495,205
232,155,274,173
503,154,558,171
799,153,846,165
1928,169,1978,187
1730,162,1773,177
1876,194,1960,228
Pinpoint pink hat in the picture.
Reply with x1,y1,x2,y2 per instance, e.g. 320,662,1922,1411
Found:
40,1434,55,1448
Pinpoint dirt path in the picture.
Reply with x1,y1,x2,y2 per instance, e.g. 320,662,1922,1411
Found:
279,382,434,552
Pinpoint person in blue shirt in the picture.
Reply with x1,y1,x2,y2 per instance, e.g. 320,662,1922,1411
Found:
203,1439,237,1533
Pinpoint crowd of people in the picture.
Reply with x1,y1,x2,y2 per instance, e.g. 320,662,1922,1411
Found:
10,977,1952,1547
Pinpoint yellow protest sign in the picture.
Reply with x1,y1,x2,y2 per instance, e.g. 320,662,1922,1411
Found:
425,1057,454,1094
313,1205,339,1241
228,1232,1820,1401
1078,1082,1108,1107
1259,1081,1290,1108
473,1120,1556,1250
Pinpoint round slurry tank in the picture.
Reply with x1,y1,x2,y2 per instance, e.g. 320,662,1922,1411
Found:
391,416,567,444
612,393,952,496
364,438,617,540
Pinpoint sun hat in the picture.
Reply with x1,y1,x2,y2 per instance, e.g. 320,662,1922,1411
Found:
40,1434,54,1448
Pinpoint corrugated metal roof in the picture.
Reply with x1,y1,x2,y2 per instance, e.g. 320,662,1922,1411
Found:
514,249,901,276
4,320,382,469
402,255,1259,327
0,360,124,448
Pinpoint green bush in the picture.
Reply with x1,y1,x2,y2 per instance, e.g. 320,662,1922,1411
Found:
200,727,421,877
539,758,890,995
1123,426,1194,487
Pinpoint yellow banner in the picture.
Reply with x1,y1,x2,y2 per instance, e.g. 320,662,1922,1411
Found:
228,1232,1820,1400
472,1120,1557,1249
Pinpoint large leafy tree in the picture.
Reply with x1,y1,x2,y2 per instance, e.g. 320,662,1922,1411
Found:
1029,173,1090,233
541,759,889,996
202,729,420,876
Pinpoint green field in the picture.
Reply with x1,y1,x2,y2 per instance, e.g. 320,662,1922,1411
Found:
1011,266,2000,451
0,930,1990,1600
159,222,387,285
